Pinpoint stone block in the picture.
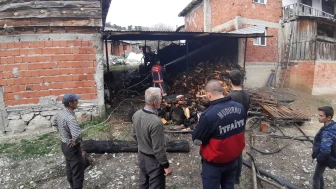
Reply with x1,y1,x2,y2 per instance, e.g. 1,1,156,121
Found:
8,114,21,120
27,115,51,131
40,111,58,116
8,120,27,134
22,113,34,122
75,112,92,123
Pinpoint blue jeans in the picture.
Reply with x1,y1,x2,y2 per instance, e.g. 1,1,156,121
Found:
313,162,326,189
202,159,238,189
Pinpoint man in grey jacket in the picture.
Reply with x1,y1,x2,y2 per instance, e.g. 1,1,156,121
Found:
132,87,173,189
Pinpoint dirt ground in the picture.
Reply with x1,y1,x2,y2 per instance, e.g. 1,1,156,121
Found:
1,88,336,189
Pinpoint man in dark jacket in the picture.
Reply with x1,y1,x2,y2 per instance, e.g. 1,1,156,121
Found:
312,106,336,189
228,69,250,184
151,60,167,96
192,79,246,189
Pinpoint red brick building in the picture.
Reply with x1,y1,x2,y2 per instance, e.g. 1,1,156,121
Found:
281,1,336,95
179,0,282,88
179,0,336,94
0,0,112,135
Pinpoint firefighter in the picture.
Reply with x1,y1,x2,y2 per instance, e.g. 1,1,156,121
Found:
151,60,167,97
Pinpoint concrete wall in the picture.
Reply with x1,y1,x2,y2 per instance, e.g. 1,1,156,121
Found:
0,34,105,135
244,62,276,88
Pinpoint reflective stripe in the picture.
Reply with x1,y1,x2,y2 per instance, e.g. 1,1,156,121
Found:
153,80,164,83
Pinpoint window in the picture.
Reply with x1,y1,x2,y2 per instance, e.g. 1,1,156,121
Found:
253,0,267,4
253,29,267,46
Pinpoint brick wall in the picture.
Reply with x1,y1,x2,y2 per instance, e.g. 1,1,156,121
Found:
105,42,131,56
211,0,282,28
244,25,279,63
0,40,98,106
287,61,315,93
312,61,336,94
185,4,204,32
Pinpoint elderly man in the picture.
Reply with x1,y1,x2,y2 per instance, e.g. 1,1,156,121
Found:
53,93,84,189
192,80,246,189
132,87,172,189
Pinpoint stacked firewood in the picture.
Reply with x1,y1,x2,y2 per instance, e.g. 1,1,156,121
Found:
159,58,242,127
166,58,241,97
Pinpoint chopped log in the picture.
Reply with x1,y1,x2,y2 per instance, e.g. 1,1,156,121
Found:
243,160,300,189
82,140,190,153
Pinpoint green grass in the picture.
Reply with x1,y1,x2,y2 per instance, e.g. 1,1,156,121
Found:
0,133,61,159
317,98,331,105
104,64,140,72
81,117,110,139
114,129,132,141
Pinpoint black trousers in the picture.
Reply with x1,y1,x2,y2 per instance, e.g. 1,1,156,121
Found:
138,152,166,189
202,159,238,189
61,143,84,189
235,154,243,183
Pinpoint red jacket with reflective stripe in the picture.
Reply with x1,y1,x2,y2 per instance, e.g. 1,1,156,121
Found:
151,64,165,83
192,97,246,164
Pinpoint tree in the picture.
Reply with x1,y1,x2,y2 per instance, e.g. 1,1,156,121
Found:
144,23,176,52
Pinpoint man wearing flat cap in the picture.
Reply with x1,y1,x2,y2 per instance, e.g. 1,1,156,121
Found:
52,93,84,189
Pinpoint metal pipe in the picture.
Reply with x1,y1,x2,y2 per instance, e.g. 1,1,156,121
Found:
243,38,248,89
144,40,147,69
105,39,110,73
104,39,113,105
243,160,300,189
157,40,160,57
186,40,189,90
165,40,223,67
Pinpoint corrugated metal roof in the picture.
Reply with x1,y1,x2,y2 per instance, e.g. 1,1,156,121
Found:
178,0,202,17
102,30,270,41
228,25,266,34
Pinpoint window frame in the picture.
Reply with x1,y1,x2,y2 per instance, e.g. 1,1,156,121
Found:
253,28,267,46
253,0,267,5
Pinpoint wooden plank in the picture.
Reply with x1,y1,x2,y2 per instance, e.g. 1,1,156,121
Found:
0,26,99,35
0,0,99,6
0,18,102,27
0,7,102,19
0,1,101,12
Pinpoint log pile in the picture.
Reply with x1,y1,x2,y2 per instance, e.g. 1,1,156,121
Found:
166,57,241,96
159,57,242,127
82,140,190,153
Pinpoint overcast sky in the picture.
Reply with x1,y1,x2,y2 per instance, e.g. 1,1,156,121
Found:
106,0,191,28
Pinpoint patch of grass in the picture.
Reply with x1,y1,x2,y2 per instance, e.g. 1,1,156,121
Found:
96,124,109,132
114,129,132,141
0,133,61,159
81,117,111,139
318,98,331,105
